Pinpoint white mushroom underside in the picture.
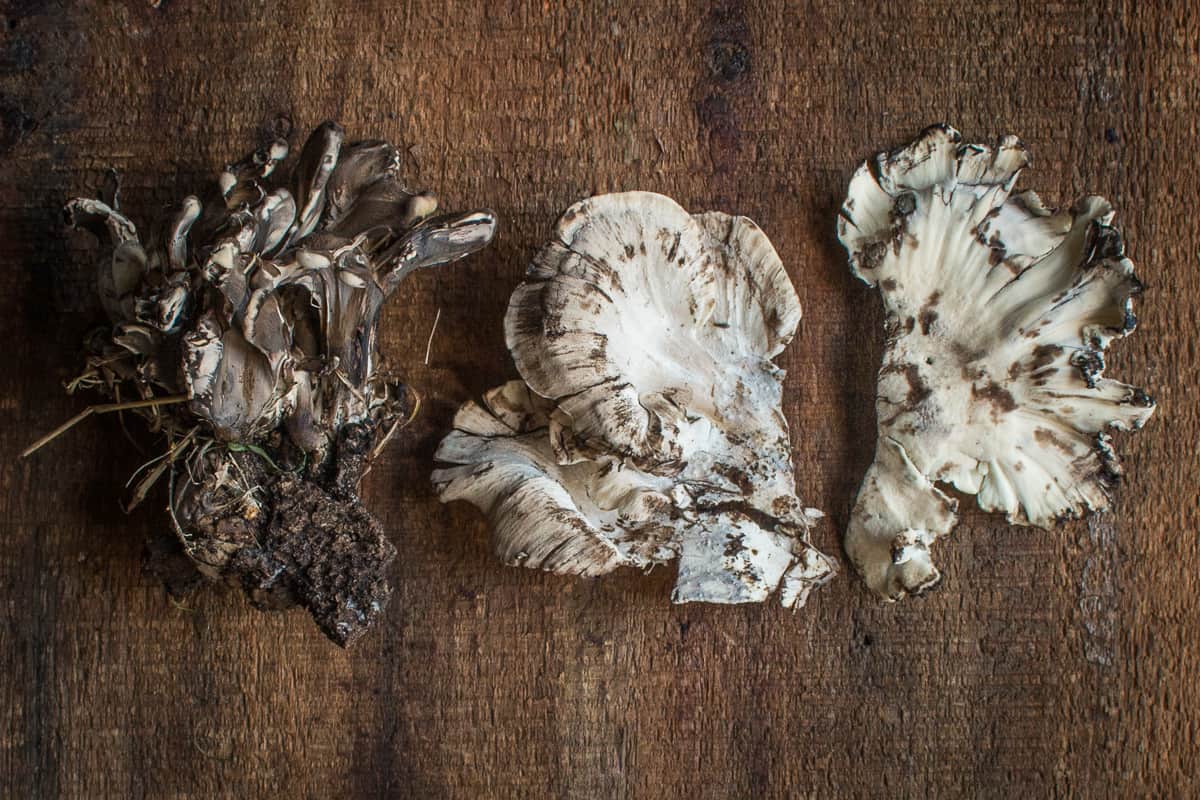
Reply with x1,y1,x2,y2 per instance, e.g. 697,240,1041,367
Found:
434,192,836,607
837,125,1155,600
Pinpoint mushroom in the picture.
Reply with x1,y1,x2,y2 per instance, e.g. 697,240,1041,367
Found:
55,121,496,645
836,124,1155,600
434,192,836,607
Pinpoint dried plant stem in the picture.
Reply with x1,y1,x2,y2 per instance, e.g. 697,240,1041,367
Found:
21,394,190,459
424,307,442,365
123,426,200,512
366,388,423,468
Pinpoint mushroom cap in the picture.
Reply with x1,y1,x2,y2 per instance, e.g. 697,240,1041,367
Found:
505,191,801,473
434,381,678,577
838,125,1155,599
438,192,836,607
71,123,497,453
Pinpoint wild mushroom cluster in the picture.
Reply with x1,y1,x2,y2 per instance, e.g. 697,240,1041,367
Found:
62,121,495,645
39,120,1158,645
433,192,837,607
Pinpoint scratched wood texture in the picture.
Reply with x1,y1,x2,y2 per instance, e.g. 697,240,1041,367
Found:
0,0,1196,797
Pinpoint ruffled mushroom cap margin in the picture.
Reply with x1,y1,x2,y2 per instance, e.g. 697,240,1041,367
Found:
837,124,1155,601
66,121,496,645
434,192,836,608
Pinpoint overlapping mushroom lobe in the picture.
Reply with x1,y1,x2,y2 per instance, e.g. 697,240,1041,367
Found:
435,192,836,607
837,125,1155,600
65,121,497,645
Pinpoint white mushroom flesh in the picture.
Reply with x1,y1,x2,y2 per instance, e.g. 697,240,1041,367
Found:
434,192,836,607
837,125,1156,600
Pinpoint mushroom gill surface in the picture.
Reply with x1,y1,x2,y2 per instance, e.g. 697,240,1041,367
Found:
435,192,836,607
837,125,1155,600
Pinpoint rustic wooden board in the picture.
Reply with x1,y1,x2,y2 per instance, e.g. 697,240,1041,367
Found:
1,0,1196,796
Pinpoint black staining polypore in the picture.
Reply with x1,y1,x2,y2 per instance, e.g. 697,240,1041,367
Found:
445,192,830,606
63,121,495,646
839,124,1156,601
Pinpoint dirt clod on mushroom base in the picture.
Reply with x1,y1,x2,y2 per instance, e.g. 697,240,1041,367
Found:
41,121,496,646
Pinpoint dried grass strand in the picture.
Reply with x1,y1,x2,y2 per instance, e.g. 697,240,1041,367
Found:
21,394,190,459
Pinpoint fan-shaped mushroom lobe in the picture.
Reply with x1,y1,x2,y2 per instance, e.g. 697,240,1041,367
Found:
63,122,497,646
837,125,1155,600
438,192,835,607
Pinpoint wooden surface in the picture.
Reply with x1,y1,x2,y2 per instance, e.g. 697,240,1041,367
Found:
1,1,1196,797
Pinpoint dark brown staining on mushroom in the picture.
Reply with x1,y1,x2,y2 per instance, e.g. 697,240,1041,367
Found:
893,192,916,217
881,362,932,410
972,381,1017,416
1128,387,1155,408
859,240,889,272
1090,433,1123,488
881,277,898,292
1031,344,1062,370
723,532,747,558
1034,427,1077,456
587,332,608,364
918,290,941,335
1087,221,1125,262
712,463,754,495
988,241,1006,267
664,229,681,262
1011,344,1062,381
951,341,987,381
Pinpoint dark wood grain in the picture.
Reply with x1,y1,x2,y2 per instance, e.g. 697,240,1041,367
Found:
1,1,1196,797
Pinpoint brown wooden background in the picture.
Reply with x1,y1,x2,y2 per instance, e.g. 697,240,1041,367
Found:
1,1,1196,797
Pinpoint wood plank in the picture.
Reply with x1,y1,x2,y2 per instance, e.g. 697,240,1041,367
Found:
0,0,1194,796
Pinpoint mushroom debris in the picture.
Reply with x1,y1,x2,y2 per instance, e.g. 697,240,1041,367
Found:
433,192,837,606
836,124,1155,600
62,121,496,645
